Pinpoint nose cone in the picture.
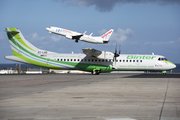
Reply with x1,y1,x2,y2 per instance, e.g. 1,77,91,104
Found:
168,62,176,70
46,27,53,32
172,64,176,69
46,27,50,31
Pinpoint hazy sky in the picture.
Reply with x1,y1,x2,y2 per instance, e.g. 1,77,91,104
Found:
0,0,180,63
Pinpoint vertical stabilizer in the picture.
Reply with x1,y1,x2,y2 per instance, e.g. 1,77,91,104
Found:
101,29,114,42
5,28,40,56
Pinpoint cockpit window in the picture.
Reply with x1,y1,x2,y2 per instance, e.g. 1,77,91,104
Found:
158,57,168,61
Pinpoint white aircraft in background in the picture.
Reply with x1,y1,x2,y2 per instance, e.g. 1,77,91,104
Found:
5,28,176,75
46,26,113,44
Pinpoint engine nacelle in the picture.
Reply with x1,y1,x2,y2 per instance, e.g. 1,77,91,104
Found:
97,51,114,59
66,35,72,39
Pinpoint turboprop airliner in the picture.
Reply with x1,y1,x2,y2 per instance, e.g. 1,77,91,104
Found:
5,28,176,75
46,26,113,44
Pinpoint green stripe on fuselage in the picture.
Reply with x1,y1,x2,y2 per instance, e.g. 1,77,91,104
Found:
163,60,175,65
11,49,65,69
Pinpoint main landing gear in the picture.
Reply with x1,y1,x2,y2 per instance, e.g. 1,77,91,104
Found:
75,39,78,43
91,69,101,75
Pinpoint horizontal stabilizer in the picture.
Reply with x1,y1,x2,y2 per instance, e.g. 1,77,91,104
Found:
5,56,28,63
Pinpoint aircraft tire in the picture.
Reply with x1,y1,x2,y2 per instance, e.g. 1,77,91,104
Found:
91,70,100,75
95,70,100,75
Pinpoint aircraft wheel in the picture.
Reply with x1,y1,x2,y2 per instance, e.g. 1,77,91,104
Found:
75,40,78,43
95,70,100,75
91,70,101,75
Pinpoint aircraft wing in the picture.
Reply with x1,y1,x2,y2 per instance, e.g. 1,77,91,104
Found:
72,31,86,40
72,35,83,40
82,48,102,58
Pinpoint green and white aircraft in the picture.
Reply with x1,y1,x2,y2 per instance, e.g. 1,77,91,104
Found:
5,27,176,75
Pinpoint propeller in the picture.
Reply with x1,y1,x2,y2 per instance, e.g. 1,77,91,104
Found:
113,44,121,65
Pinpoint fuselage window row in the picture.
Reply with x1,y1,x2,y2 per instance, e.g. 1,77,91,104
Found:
53,58,143,63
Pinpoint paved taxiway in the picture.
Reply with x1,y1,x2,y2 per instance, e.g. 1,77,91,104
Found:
0,73,180,120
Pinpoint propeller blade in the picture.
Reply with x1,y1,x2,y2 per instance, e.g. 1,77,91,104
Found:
115,43,117,54
119,45,121,55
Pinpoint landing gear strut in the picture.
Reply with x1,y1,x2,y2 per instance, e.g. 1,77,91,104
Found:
75,39,78,43
162,70,167,75
91,69,101,75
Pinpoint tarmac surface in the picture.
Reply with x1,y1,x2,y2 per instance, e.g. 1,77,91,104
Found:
0,73,180,120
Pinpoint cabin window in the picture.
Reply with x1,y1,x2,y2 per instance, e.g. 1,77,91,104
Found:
88,59,90,62
84,59,86,62
116,60,118,62
126,60,128,62
61,59,63,61
74,59,76,61
57,59,59,61
102,59,104,62
158,58,168,61
99,60,101,62
78,59,79,61
123,60,125,62
130,60,132,62
95,59,97,62
81,59,83,62
119,60,121,62
133,60,135,62
92,59,94,62
64,59,66,61
71,59,72,61
67,59,69,61
137,60,139,62
140,60,142,62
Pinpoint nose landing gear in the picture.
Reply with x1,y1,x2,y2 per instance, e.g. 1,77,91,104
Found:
162,70,167,75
